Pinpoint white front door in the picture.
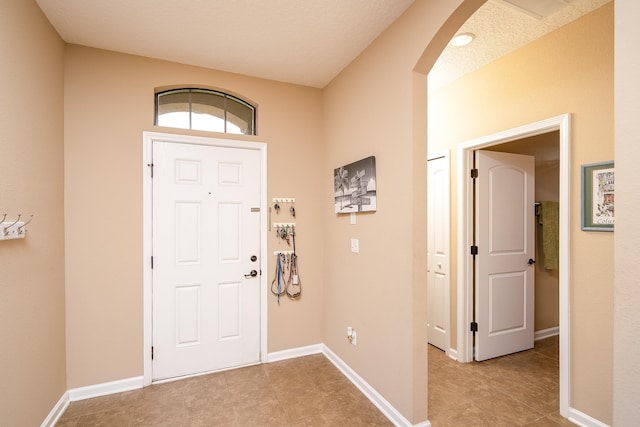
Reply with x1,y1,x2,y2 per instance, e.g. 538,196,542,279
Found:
475,150,535,361
427,154,450,352
152,140,261,380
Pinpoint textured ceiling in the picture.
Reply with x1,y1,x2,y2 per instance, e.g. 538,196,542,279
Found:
35,0,611,90
429,0,612,90
35,0,414,88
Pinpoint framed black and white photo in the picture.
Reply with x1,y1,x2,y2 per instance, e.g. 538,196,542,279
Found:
333,156,377,214
581,161,614,231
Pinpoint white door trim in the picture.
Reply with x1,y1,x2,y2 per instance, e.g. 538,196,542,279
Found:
142,131,268,386
456,114,570,417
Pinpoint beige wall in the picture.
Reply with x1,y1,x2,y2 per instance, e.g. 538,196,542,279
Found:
429,3,613,423
0,0,67,424
614,0,640,424
64,45,325,388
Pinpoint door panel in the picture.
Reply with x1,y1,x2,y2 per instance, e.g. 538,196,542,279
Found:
219,203,241,261
476,150,535,361
489,272,526,333
219,282,241,339
176,285,201,345
152,141,261,380
175,202,201,264
427,155,450,351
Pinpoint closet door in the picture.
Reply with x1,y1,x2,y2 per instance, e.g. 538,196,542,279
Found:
427,154,450,352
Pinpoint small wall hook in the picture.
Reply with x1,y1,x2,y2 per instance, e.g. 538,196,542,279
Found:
1,213,34,240
6,214,21,229
2,214,20,237
17,214,34,233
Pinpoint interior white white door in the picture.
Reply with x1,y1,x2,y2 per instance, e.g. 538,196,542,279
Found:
152,140,261,380
475,150,535,361
427,154,450,352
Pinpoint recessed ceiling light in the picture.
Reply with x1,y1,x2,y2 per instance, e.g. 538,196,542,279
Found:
449,32,475,47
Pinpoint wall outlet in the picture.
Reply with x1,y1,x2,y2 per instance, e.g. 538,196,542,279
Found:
347,326,357,345
350,238,359,253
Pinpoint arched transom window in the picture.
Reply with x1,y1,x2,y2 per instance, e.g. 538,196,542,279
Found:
155,88,256,135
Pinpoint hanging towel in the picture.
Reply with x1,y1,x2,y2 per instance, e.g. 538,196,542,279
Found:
538,201,560,270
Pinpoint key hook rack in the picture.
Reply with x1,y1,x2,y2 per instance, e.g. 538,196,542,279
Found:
1,213,34,240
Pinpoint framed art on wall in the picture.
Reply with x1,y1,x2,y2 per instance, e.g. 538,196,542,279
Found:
333,156,377,214
581,160,614,231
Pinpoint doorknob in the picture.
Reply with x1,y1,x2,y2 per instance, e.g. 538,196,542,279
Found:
528,258,536,265
244,270,258,278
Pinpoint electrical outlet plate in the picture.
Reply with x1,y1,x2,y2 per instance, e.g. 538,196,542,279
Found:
347,326,357,345
350,238,359,253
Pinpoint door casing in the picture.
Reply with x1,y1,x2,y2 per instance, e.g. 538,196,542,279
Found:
142,131,268,386
456,114,570,417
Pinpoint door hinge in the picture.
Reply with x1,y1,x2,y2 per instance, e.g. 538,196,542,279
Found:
151,346,154,360
470,245,478,256
148,163,154,178
470,322,478,333
151,256,154,269
470,168,478,179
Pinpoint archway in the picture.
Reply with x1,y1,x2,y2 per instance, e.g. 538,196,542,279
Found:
413,0,573,423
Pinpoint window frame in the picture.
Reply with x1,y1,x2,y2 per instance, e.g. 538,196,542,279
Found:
154,88,256,135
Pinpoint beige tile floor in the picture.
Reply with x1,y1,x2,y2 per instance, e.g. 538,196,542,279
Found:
55,353,392,426
56,337,569,426
428,335,575,426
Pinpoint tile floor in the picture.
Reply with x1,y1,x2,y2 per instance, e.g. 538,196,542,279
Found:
428,335,574,426
56,337,570,426
55,354,392,426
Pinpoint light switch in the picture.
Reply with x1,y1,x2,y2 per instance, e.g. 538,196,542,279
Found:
350,238,359,253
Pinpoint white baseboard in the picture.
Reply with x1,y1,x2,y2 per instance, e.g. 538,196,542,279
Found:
40,392,70,427
447,348,458,361
68,376,144,402
271,343,431,425
266,343,323,362
322,345,430,427
535,326,560,341
568,407,610,427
